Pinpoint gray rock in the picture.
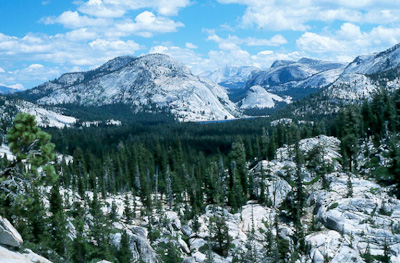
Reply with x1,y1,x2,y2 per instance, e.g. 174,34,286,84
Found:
0,246,52,263
129,226,158,263
182,257,196,263
131,226,148,239
181,225,193,236
0,216,23,247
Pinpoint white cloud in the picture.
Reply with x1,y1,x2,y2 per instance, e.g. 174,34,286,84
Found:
185,42,198,49
78,0,127,18
246,35,288,46
89,39,140,52
0,64,61,89
9,83,25,90
149,44,302,74
296,23,400,59
42,11,110,28
65,28,98,41
77,0,191,18
219,42,239,50
0,31,143,87
113,11,184,37
297,32,346,53
0,67,4,73
217,0,400,31
207,32,287,48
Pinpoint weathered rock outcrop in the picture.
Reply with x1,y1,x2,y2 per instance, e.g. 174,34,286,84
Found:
0,217,52,263
0,216,23,247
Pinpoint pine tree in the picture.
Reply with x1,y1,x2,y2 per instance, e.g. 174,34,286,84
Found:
162,241,182,263
1,113,56,196
0,113,57,253
123,192,133,223
134,164,141,196
229,140,248,197
166,165,173,210
259,164,266,204
109,200,118,222
49,181,68,257
382,238,391,263
363,242,373,263
209,214,231,257
117,230,133,263
389,137,400,197
347,174,353,198
71,201,89,263
228,161,245,211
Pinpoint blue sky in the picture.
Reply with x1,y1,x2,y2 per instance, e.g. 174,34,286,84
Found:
1,0,400,89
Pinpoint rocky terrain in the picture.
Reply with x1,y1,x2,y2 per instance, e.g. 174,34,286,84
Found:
325,43,400,101
23,135,395,263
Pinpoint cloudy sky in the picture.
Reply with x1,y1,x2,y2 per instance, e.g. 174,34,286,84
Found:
1,0,400,89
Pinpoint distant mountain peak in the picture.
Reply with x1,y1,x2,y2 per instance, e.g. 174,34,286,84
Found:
95,55,136,72
20,54,240,122
271,60,295,68
198,65,259,89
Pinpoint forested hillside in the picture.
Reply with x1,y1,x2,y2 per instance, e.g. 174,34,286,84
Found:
1,87,400,262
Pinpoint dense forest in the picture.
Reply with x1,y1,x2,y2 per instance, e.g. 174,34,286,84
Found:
1,87,400,262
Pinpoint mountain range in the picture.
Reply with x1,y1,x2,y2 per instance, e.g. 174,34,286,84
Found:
7,42,400,123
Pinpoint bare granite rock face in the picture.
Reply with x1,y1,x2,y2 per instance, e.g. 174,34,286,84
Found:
0,217,52,263
0,216,23,247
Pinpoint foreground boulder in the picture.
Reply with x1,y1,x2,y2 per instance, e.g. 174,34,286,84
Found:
0,216,53,263
0,246,52,263
0,216,23,247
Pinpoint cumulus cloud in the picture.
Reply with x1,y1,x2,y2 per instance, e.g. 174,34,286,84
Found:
42,8,185,38
0,31,143,87
296,23,400,60
113,11,184,37
42,11,110,28
0,64,61,89
185,42,198,49
217,0,400,31
149,44,302,74
1,0,190,88
246,35,288,46
8,83,25,90
65,28,98,41
89,39,140,52
77,0,191,18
